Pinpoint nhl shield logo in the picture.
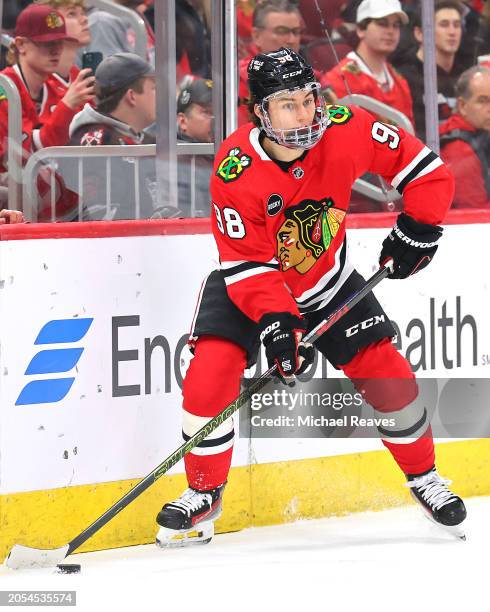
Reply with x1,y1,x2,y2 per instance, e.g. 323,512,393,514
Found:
292,167,304,180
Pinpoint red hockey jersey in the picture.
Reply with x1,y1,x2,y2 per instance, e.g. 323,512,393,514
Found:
0,64,78,171
210,105,453,323
45,66,81,109
320,52,414,127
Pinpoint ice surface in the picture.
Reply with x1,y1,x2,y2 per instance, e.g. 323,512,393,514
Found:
1,496,488,611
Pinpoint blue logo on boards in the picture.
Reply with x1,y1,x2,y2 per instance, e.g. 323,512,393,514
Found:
16,318,94,405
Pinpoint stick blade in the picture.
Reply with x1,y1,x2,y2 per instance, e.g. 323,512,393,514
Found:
5,544,69,569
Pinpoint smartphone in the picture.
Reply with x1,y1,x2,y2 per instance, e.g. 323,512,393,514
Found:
82,51,103,75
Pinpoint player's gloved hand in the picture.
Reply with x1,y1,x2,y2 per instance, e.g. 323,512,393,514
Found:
379,213,443,279
258,313,315,382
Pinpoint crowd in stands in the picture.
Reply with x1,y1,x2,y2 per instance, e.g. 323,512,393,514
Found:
1,0,490,220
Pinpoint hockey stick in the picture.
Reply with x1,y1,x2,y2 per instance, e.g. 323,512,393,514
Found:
6,261,392,569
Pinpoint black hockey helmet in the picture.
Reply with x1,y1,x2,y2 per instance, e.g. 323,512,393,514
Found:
247,47,316,103
247,48,329,150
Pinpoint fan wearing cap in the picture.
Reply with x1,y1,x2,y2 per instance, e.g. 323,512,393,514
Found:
35,0,92,103
0,3,95,173
177,78,214,144
69,52,155,145
67,53,157,219
176,78,214,217
320,0,414,126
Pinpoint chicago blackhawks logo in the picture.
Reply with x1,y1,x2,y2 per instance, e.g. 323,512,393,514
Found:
276,198,346,274
216,147,251,183
46,11,64,28
326,104,352,125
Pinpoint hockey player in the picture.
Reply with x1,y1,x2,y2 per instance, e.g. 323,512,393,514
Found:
156,48,467,547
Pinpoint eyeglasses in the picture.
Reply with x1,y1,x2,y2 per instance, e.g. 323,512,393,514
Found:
257,26,304,37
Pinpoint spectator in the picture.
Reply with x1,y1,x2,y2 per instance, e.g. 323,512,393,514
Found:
0,3,94,216
440,65,490,208
177,78,214,217
320,0,414,126
395,1,464,141
79,0,155,66
238,0,303,125
68,53,157,219
144,0,211,80
36,0,90,86
237,0,256,59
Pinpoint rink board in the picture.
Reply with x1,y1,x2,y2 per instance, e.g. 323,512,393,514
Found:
0,212,489,560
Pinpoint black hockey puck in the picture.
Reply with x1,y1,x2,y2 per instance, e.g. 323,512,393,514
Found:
56,564,81,574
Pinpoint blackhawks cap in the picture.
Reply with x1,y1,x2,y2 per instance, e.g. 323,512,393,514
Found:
15,4,77,42
356,0,409,25
177,78,213,113
95,53,155,94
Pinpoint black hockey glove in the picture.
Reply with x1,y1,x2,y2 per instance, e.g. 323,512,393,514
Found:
258,312,315,382
379,213,443,279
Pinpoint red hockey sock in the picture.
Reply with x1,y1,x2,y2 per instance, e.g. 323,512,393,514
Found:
182,336,247,490
341,338,435,476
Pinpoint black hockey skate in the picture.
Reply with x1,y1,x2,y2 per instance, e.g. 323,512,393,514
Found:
406,468,467,540
155,483,225,548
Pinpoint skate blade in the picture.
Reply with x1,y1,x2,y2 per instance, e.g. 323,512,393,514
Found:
423,513,466,541
155,521,214,549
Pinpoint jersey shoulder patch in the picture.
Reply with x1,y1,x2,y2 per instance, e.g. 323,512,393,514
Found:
341,60,362,76
216,146,252,183
326,104,353,126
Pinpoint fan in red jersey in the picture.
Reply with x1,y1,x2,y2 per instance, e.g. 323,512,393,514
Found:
155,48,467,548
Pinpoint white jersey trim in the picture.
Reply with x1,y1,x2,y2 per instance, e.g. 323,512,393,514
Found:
224,265,279,286
391,146,443,190
249,127,272,161
298,260,354,313
220,258,279,270
295,238,348,304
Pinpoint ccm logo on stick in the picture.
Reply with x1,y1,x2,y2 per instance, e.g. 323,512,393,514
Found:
345,315,385,338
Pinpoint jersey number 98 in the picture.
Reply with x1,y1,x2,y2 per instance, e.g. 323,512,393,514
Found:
213,204,246,239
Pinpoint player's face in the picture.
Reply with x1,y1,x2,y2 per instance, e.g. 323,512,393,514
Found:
178,103,214,142
252,11,303,54
265,89,316,132
434,8,462,56
458,73,490,132
16,37,64,73
58,4,91,47
358,14,402,55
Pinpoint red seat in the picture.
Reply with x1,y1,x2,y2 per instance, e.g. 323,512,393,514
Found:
303,40,352,74
299,0,346,37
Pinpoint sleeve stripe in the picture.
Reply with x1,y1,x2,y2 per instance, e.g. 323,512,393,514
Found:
391,146,432,189
221,260,279,278
220,258,278,272
391,148,442,193
224,264,280,286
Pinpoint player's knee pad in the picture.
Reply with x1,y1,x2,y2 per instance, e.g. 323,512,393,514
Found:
342,338,428,442
182,336,246,457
